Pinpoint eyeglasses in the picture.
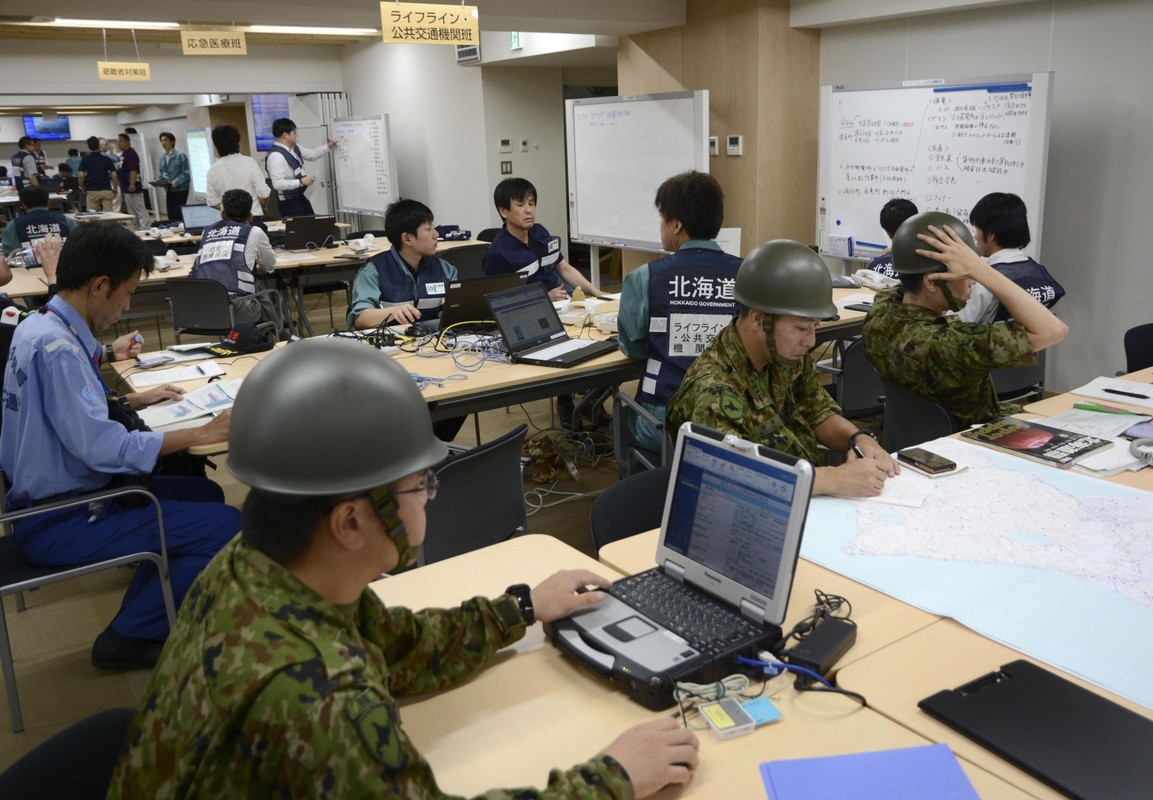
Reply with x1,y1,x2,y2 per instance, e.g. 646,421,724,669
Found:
392,468,439,500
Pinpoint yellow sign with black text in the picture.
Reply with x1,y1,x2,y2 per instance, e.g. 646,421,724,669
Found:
181,31,248,56
380,2,478,46
97,61,151,81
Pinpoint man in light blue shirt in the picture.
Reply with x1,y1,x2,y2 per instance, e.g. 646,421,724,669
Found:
0,223,240,671
618,172,741,458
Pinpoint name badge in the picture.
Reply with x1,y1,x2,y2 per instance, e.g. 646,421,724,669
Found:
548,237,560,253
426,282,446,295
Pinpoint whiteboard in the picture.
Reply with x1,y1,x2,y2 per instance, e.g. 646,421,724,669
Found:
332,115,398,217
186,128,213,196
817,74,1052,256
566,91,709,252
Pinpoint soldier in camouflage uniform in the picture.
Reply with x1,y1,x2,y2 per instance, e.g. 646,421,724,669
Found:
667,240,899,497
861,211,1067,427
109,338,700,799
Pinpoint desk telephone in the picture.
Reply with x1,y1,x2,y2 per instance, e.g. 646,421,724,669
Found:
347,234,377,254
853,269,900,291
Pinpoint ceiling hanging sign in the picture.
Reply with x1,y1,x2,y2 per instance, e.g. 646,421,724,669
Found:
97,61,152,81
380,2,479,45
181,31,248,56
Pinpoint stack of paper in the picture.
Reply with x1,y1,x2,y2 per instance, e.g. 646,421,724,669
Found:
136,379,242,429
1040,408,1151,477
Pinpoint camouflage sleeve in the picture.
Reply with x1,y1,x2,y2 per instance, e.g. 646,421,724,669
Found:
666,372,750,440
362,595,527,698
948,319,1038,372
797,357,841,430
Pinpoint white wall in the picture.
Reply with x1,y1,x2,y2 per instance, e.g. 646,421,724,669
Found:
817,0,1153,393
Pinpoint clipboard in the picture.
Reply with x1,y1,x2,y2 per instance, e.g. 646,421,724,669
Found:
919,660,1153,799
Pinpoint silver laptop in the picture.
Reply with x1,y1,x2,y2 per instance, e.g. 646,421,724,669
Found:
485,282,617,368
180,204,221,235
549,423,814,709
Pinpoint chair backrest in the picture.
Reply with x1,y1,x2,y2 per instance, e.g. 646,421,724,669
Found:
590,465,672,553
419,424,528,566
991,349,1046,403
834,339,884,419
879,377,959,452
167,277,235,333
476,228,501,243
439,242,491,281
1124,323,1153,373
0,708,135,795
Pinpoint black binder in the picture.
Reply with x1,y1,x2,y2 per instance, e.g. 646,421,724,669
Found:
919,660,1153,800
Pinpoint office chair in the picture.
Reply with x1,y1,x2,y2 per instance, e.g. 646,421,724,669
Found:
589,465,672,553
991,349,1046,404
418,424,528,566
816,338,884,420
439,242,491,281
0,472,174,733
878,377,960,452
476,228,501,243
167,277,277,344
1123,323,1153,373
0,707,136,797
612,392,671,477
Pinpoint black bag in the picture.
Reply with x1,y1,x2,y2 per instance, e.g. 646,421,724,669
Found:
106,396,213,506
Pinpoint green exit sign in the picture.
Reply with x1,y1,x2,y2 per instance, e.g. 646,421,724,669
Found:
510,31,524,50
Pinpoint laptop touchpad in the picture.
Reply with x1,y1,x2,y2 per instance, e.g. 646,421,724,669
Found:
605,616,656,642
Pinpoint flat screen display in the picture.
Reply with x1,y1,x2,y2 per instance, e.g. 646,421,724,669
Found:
23,115,72,140
251,94,291,151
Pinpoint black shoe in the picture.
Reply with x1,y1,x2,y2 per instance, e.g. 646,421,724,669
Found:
91,625,164,671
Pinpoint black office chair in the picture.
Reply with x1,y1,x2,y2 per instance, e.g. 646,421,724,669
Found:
476,228,501,243
1124,323,1153,373
419,424,528,566
878,377,960,452
817,338,884,420
167,277,277,344
991,350,1046,404
589,466,672,554
0,707,135,797
439,242,491,281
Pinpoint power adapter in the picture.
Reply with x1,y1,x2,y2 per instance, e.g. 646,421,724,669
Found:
786,617,856,679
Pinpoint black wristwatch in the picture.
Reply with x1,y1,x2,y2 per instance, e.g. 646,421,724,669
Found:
104,343,115,364
848,429,877,450
505,583,535,625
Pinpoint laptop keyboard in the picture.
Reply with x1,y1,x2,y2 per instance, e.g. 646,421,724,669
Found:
611,570,762,654
528,339,590,360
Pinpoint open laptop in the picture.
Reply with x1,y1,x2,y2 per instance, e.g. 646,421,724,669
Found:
548,423,814,709
283,215,338,250
485,282,617,367
180,204,222,235
408,273,529,335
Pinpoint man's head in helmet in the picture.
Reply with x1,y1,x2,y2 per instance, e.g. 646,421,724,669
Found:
890,211,983,313
732,239,837,367
228,338,447,580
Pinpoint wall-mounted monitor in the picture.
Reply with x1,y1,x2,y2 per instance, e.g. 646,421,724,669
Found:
251,94,291,151
23,115,72,140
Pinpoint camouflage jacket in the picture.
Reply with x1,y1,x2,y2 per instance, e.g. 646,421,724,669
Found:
108,536,633,800
666,320,840,462
862,287,1036,427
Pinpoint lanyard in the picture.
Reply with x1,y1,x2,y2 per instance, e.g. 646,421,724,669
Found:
42,300,115,396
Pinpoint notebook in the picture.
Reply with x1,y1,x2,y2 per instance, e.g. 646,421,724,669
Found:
283,214,337,250
180,204,221,235
548,423,814,709
407,273,529,335
485,282,617,367
919,660,1153,799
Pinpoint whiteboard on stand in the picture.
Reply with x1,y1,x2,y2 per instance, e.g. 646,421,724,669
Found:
332,115,398,218
565,91,709,252
817,73,1052,257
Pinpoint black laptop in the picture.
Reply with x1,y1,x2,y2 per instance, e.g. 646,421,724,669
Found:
283,215,338,250
181,204,222,235
484,282,617,368
410,273,530,335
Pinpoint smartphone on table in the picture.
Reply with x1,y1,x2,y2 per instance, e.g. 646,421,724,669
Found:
897,447,957,475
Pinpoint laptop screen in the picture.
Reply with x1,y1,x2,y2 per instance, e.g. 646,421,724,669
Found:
485,282,565,351
284,215,337,250
181,204,220,231
658,425,812,624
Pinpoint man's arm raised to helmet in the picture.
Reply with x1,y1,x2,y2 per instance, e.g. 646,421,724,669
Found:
917,224,1067,352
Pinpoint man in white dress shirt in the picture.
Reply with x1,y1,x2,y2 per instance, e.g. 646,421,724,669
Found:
206,124,271,231
265,118,337,218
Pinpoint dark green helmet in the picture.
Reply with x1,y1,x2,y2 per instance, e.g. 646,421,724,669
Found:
227,338,447,495
734,240,838,319
891,211,981,275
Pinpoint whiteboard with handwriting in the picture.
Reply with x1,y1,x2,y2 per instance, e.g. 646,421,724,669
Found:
566,91,708,252
332,115,398,217
817,74,1052,254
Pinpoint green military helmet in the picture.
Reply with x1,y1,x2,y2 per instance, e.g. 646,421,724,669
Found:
891,210,981,275
734,239,838,319
227,338,447,496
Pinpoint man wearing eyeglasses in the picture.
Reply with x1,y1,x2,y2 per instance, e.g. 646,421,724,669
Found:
110,338,700,799
667,240,899,498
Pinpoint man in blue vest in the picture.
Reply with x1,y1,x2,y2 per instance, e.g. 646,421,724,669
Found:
9,137,39,190
1,184,78,258
867,198,918,279
958,192,1065,324
266,118,337,218
618,171,742,456
191,189,282,333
